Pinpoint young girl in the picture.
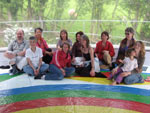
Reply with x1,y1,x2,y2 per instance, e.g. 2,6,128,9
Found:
110,48,138,85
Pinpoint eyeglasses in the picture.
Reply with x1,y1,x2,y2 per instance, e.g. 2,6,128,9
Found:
125,32,130,35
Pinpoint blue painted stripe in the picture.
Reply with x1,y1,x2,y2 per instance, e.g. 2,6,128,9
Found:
0,73,9,76
0,84,149,97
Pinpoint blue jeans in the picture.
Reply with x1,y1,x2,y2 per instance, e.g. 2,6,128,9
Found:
124,73,144,84
23,64,49,76
45,64,75,80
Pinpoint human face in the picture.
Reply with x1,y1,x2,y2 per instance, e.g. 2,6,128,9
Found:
30,40,36,48
61,32,67,40
130,50,136,57
76,34,81,42
16,30,24,40
134,42,142,51
101,34,108,43
35,29,42,39
81,38,87,47
62,44,69,53
125,32,133,40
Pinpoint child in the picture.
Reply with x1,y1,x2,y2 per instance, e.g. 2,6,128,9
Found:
109,48,138,85
23,36,49,79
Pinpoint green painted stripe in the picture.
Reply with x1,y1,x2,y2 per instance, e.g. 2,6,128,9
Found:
0,74,22,82
141,73,150,79
0,90,149,106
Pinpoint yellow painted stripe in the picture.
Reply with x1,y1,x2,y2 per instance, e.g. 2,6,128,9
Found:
68,77,150,85
13,106,140,113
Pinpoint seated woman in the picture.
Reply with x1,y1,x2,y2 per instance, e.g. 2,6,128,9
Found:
109,48,138,85
35,27,53,64
123,41,145,84
57,29,72,50
75,35,106,77
95,31,115,68
43,42,75,80
116,27,135,65
72,31,84,58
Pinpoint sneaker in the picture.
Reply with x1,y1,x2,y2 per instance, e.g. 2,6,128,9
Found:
0,65,10,69
9,69,13,76
41,75,46,80
11,64,19,75
28,74,32,76
34,74,43,79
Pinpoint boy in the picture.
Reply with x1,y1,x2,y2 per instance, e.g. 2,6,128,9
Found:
23,36,49,79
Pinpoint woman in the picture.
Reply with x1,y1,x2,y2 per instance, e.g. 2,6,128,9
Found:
123,41,145,84
116,27,136,64
95,31,115,67
72,31,84,58
75,35,106,77
35,27,53,64
57,29,72,50
44,42,75,80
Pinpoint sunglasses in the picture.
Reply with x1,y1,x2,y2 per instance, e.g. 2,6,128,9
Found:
125,32,130,35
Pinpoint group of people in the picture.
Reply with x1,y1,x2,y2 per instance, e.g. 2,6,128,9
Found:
4,27,145,85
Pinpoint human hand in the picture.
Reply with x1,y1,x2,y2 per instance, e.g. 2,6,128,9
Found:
61,68,66,76
120,72,130,77
118,59,124,63
36,69,40,75
103,50,109,54
7,52,16,59
34,69,38,76
112,67,118,75
90,69,95,77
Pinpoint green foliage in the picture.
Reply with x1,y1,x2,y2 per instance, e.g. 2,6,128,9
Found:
0,0,150,47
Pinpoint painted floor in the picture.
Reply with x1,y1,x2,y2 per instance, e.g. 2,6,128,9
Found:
0,69,150,113
0,51,150,113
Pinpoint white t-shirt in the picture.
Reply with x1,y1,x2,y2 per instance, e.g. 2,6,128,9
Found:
121,57,138,72
25,47,43,68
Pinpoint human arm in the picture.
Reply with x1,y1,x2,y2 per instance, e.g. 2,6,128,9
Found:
26,58,38,75
71,42,76,58
131,56,145,74
108,42,115,57
89,47,95,77
56,40,62,50
36,57,42,75
4,41,16,59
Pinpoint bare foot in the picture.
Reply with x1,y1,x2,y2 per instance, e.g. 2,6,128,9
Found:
111,81,117,85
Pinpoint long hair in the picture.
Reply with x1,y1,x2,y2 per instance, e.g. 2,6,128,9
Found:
136,41,145,58
62,42,70,59
81,35,90,48
60,29,68,40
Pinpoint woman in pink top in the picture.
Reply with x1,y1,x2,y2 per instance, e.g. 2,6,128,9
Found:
35,28,53,64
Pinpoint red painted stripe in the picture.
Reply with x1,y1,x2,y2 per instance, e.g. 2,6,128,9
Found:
0,97,150,113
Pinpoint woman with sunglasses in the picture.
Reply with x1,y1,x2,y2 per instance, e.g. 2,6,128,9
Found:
116,27,136,65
